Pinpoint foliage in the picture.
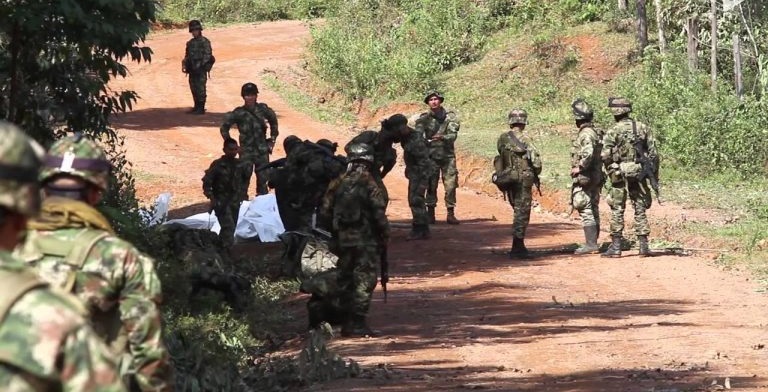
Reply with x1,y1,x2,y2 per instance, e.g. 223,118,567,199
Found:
156,0,343,24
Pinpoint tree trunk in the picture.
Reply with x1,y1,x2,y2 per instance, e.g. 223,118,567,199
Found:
654,0,666,53
636,0,648,53
687,17,698,71
733,33,743,100
710,0,717,91
618,0,628,11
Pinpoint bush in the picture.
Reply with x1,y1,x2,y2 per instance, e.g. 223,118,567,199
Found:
157,0,342,24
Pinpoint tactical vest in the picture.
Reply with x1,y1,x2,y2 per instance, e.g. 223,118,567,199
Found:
570,124,603,171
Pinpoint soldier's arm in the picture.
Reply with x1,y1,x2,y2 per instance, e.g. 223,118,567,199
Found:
442,112,460,142
497,134,507,155
202,38,212,66
369,179,390,241
60,324,127,392
601,130,617,165
201,161,218,199
220,112,236,140
575,131,596,170
317,178,341,230
262,104,279,142
380,147,396,178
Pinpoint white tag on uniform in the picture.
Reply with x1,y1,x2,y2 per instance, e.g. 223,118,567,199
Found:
60,151,76,172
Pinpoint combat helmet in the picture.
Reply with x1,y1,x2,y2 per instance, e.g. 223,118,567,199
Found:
423,90,445,104
188,20,203,32
571,99,594,120
608,97,632,116
41,134,111,191
283,135,302,153
346,143,374,164
241,82,259,97
0,121,44,216
317,139,338,153
507,109,528,125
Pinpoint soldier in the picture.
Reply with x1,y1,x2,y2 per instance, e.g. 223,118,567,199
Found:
0,122,125,391
203,138,246,248
388,113,434,240
182,19,213,114
344,125,399,206
14,135,173,391
221,82,279,197
569,99,604,254
497,109,542,259
601,97,659,257
319,143,389,337
415,90,461,225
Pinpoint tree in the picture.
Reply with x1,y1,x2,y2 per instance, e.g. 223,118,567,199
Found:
0,0,156,144
636,0,648,52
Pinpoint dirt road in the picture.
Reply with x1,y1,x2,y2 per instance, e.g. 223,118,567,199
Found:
113,20,768,391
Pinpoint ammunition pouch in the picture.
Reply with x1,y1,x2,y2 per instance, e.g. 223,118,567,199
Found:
619,162,643,180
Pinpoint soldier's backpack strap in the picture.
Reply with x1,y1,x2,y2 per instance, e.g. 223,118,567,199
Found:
32,229,109,292
0,269,48,325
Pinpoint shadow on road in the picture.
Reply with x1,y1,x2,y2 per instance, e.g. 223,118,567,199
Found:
114,107,227,131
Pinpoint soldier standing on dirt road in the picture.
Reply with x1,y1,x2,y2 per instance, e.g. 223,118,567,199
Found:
220,82,279,197
202,137,247,249
569,99,604,255
14,135,174,391
415,90,461,225
497,109,542,259
182,19,213,115
601,97,659,258
0,122,126,391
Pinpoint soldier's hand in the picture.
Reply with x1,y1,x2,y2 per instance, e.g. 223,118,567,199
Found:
267,140,275,154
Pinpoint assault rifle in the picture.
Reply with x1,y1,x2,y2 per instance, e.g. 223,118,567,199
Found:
254,157,286,172
631,121,662,204
380,245,389,303
527,151,542,196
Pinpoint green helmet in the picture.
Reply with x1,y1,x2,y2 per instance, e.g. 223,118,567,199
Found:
571,98,594,120
188,20,203,32
316,138,338,153
608,97,632,116
345,142,374,163
0,121,44,216
423,90,444,104
507,109,528,125
241,82,259,97
41,134,111,190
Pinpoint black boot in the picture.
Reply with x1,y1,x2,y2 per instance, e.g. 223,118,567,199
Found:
192,100,206,115
574,225,599,255
446,207,460,225
341,315,377,337
427,206,436,224
508,237,529,259
186,100,199,114
638,235,651,257
601,235,623,258
407,224,429,240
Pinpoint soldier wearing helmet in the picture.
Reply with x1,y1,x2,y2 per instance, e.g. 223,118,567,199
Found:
318,140,389,337
495,109,542,258
15,134,174,391
182,19,213,114
0,122,125,390
569,99,605,255
601,97,659,257
220,82,279,197
415,90,462,225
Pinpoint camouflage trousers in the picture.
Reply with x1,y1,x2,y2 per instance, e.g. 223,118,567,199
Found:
240,152,270,196
605,179,652,236
407,173,429,226
571,181,601,228
303,270,347,327
188,72,207,107
426,155,458,209
337,245,379,319
214,201,240,248
506,181,533,239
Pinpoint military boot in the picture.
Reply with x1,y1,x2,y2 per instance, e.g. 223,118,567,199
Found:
446,207,460,225
406,224,425,241
192,100,206,115
601,235,623,258
341,315,377,338
186,100,199,114
638,235,651,257
427,206,436,224
574,225,599,255
508,237,529,259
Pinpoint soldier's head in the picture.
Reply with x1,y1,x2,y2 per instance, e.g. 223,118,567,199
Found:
317,139,338,154
283,135,302,155
0,121,44,249
241,82,259,104
571,98,594,126
423,90,445,110
608,97,632,119
223,138,239,158
507,109,528,129
381,113,410,140
40,134,111,205
346,143,374,166
188,20,203,37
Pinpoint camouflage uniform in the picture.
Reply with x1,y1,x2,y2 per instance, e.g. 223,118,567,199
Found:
202,153,245,248
0,121,124,391
497,110,542,257
345,130,397,204
601,97,659,257
415,91,461,224
319,144,389,337
14,136,173,391
220,85,279,196
182,20,213,114
401,127,435,239
569,99,604,254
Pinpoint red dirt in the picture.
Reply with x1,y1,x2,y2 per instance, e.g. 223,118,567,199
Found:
565,34,621,83
113,21,768,391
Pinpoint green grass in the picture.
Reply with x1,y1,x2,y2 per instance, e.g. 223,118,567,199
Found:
263,75,355,125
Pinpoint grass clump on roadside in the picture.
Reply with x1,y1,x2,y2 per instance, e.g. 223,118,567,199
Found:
156,0,342,25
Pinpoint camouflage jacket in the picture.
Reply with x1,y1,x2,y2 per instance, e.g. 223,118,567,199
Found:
401,130,435,180
320,165,389,247
0,251,125,391
183,36,212,75
497,128,542,176
14,198,173,392
220,103,279,159
283,142,346,206
601,117,658,168
570,123,603,182
414,107,460,160
202,155,246,205
347,131,397,180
